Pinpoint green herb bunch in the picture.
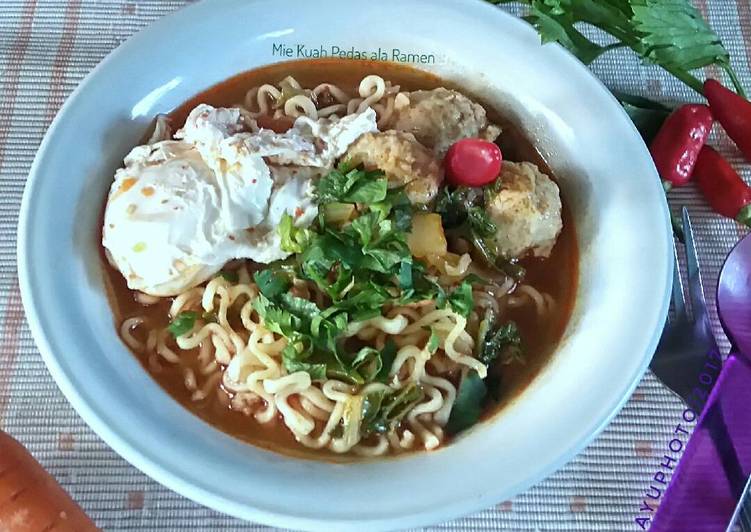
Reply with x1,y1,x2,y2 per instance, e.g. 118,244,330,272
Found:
252,162,475,386
487,0,745,97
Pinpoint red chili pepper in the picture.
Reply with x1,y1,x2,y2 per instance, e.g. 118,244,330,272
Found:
694,145,751,227
704,79,751,163
649,104,713,186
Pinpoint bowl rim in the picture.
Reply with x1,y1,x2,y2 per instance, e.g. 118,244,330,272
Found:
17,0,673,529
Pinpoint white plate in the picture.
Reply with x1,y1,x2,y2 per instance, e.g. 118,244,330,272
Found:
18,0,672,530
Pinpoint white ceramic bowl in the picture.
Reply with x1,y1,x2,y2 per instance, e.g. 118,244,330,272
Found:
18,0,672,529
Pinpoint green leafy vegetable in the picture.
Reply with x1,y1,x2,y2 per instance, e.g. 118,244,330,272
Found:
361,391,386,433
251,293,297,336
480,321,524,366
315,162,388,203
375,340,397,382
284,356,328,381
347,179,389,203
397,261,413,291
254,293,361,382
168,311,198,337
279,213,312,254
467,206,497,237
361,384,425,437
252,164,481,387
472,235,526,281
475,307,525,366
435,186,484,228
444,311,525,433
253,269,290,299
351,347,384,382
447,280,474,318
486,0,746,97
426,327,441,354
374,188,413,232
437,186,526,281
446,371,487,434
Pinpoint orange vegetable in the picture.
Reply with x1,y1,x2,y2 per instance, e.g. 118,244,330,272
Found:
0,431,97,531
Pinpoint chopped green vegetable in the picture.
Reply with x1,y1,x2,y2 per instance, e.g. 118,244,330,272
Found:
341,394,365,449
446,371,487,434
374,188,413,232
279,213,312,254
426,327,441,354
474,307,524,366
251,293,297,337
435,186,484,229
253,283,394,384
471,235,526,281
315,162,388,203
253,269,290,299
255,293,357,382
475,308,496,359
351,347,384,382
437,186,525,280
397,261,413,291
168,311,198,337
284,357,328,381
467,206,497,238
251,164,481,386
486,0,746,97
361,383,424,436
444,311,525,433
375,340,397,383
480,321,524,366
447,280,474,318
361,391,386,433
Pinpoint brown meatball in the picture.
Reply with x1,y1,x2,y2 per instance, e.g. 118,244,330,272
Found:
485,161,562,259
345,131,443,204
391,88,501,156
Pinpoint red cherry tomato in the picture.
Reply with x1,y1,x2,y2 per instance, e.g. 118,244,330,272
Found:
445,138,502,187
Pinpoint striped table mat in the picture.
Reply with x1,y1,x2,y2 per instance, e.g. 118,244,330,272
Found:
1,1,750,530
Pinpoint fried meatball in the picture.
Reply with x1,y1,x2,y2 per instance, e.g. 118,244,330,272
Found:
344,131,443,204
485,161,562,258
391,88,501,156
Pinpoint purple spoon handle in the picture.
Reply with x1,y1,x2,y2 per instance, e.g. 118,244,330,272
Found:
652,353,751,531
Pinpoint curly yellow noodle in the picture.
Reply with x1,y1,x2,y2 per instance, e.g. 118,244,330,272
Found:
265,372,316,435
300,397,331,421
239,74,405,129
120,317,146,352
284,94,318,119
156,329,180,364
421,373,457,425
387,428,416,452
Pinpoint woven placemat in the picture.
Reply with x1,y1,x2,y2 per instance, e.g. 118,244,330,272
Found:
1,1,749,530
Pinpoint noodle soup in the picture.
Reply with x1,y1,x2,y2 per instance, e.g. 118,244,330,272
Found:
101,59,577,459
